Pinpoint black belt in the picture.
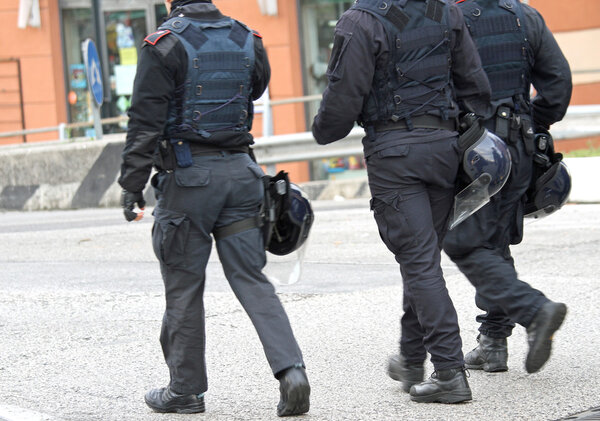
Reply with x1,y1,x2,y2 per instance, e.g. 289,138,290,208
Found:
373,115,457,132
188,142,250,156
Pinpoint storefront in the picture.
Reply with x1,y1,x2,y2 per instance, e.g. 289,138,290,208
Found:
59,0,167,135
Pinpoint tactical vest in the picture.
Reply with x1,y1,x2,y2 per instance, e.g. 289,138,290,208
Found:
160,16,255,139
353,0,457,128
458,0,530,103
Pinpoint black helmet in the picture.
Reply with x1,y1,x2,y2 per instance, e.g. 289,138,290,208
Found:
263,172,314,256
524,132,571,219
524,160,571,219
449,126,512,229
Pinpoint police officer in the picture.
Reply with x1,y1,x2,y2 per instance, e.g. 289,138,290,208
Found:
312,0,492,403
443,0,572,374
118,0,310,416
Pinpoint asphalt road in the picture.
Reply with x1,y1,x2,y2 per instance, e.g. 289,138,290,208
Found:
0,200,599,421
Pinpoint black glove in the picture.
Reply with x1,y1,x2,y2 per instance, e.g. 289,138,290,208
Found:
121,190,146,222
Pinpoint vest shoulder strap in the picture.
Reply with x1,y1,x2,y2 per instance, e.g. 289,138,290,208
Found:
352,0,411,32
144,29,171,46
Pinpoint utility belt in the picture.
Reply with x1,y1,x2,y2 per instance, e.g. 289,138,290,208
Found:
485,105,535,155
372,114,458,133
155,139,252,171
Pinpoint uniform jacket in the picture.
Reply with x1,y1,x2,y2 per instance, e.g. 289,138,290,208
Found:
312,0,491,151
118,1,270,193
457,0,572,129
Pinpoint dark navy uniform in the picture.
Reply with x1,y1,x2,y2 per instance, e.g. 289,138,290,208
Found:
312,0,491,376
119,0,305,399
443,0,572,341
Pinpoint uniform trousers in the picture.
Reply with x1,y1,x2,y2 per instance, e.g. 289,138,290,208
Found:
443,136,548,339
366,134,465,370
151,151,304,395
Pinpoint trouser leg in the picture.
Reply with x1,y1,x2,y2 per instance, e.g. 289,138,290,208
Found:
153,208,213,395
373,187,463,370
214,153,304,376
400,277,427,365
217,229,304,376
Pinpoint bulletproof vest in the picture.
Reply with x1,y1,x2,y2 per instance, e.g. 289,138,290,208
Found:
352,0,457,127
160,16,255,139
458,0,530,103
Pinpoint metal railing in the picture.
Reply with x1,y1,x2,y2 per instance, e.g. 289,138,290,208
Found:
1,95,599,168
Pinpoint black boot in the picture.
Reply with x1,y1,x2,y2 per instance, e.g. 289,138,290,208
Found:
386,354,425,393
526,301,567,373
277,366,310,417
409,368,472,404
464,334,508,372
144,386,205,414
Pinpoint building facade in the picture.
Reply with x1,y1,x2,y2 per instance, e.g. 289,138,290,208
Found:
0,0,598,182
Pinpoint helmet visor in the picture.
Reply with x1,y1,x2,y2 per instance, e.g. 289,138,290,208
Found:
448,173,493,230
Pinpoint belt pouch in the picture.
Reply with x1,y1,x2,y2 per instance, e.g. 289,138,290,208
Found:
520,117,535,155
170,139,193,168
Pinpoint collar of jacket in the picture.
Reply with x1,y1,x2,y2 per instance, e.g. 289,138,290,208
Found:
169,2,223,20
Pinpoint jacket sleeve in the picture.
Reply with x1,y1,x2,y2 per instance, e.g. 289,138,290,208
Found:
118,37,182,193
251,32,271,100
312,11,383,145
523,5,572,130
448,3,492,118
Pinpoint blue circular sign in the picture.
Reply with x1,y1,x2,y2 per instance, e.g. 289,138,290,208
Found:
82,39,104,106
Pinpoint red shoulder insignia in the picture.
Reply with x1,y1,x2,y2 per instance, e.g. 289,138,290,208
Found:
144,29,172,46
252,30,262,39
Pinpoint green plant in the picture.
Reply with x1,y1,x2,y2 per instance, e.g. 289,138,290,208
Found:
563,146,600,158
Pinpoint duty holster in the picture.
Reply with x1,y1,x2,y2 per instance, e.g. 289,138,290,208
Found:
493,106,535,154
154,139,176,171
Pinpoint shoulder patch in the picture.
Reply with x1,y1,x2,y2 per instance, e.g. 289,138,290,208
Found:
252,30,262,38
144,29,172,46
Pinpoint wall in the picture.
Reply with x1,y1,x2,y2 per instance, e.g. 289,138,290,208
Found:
0,0,65,146
529,0,600,151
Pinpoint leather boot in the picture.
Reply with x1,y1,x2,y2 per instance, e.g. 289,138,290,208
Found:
144,386,205,414
409,368,472,404
277,366,310,417
465,334,508,372
386,354,425,393
526,301,567,373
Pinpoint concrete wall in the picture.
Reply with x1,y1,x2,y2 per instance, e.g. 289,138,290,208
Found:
0,135,128,211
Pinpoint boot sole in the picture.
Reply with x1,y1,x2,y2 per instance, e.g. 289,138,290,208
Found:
526,303,567,374
410,388,472,404
277,383,310,416
144,398,205,414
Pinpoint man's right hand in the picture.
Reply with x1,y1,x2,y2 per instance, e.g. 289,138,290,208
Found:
121,190,146,222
